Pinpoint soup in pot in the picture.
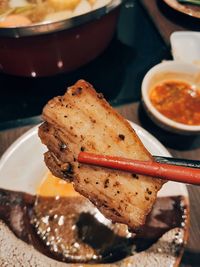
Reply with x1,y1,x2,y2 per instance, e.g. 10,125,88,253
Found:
0,0,111,27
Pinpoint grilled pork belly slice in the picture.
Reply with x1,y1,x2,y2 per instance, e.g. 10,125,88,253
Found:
39,80,164,230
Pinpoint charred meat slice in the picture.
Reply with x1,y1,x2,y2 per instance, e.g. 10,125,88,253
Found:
39,80,164,230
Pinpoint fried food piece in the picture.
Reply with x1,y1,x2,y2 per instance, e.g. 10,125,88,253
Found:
39,80,164,230
47,0,81,11
0,15,31,27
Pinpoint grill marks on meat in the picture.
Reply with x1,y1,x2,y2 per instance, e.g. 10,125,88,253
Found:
39,80,164,230
39,122,75,180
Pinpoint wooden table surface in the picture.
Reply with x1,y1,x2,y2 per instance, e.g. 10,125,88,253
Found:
140,0,200,45
0,102,200,266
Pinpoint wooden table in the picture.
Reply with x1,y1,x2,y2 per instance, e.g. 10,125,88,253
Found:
140,0,200,45
0,102,200,267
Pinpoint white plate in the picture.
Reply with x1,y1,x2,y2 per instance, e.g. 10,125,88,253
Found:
0,122,189,267
0,122,188,197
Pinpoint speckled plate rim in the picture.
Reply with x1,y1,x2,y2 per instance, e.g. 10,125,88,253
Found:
0,122,189,266
163,0,200,19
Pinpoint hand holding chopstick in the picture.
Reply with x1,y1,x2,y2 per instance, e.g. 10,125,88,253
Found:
78,152,200,185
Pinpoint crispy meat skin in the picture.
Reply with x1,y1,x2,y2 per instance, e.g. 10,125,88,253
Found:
39,80,164,230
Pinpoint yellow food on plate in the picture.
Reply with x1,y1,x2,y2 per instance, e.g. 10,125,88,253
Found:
38,171,80,197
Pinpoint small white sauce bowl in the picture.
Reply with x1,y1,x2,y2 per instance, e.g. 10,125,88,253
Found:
141,61,200,135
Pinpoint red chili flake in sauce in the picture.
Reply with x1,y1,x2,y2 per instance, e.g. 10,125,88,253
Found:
150,80,200,125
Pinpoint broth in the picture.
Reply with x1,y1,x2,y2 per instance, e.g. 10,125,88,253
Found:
0,0,111,27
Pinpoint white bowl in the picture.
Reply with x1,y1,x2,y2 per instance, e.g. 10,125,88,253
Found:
141,61,200,134
170,31,200,65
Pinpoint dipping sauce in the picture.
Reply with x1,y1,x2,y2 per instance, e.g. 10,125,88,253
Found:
150,80,200,125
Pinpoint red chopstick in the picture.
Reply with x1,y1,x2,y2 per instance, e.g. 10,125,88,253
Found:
78,152,200,185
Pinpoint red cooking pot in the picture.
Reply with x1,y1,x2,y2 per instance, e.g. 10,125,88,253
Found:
0,0,124,77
